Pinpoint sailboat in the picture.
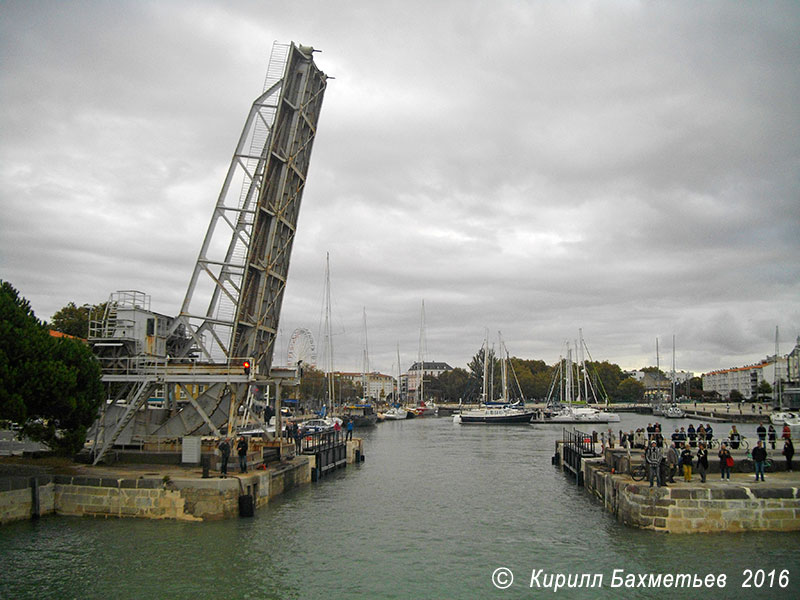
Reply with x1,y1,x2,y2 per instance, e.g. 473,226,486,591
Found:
532,331,620,424
311,252,345,430
342,308,377,427
454,333,537,424
769,327,799,427
410,300,437,417
383,344,408,420
664,335,684,418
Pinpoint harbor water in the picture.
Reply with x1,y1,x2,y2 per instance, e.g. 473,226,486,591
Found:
2,414,799,599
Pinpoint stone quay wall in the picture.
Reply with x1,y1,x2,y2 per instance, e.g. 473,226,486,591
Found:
1,456,311,525
584,459,800,533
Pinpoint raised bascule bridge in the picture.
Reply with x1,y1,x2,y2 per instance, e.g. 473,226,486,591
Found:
86,42,328,465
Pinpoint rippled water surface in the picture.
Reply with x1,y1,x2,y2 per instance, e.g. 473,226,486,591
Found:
2,415,799,599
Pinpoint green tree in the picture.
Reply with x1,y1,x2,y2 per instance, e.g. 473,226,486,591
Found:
50,302,90,338
49,300,108,338
756,380,772,400
587,360,625,401
430,368,472,402
298,365,325,403
617,377,645,402
0,281,103,454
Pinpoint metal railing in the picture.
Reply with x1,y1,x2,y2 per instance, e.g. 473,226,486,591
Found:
300,429,344,454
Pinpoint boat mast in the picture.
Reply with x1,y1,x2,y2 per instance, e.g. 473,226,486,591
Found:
499,332,508,404
655,336,661,404
396,343,402,406
671,334,676,403
417,300,426,404
565,346,573,406
579,329,589,404
481,334,489,404
322,252,335,412
775,326,782,410
362,307,370,402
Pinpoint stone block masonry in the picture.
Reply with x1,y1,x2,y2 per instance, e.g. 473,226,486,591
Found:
1,456,311,524
584,460,800,533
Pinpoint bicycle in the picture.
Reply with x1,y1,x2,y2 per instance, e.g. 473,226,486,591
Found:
709,437,749,451
630,463,647,481
737,452,774,473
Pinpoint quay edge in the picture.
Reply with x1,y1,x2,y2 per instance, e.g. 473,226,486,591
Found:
0,438,365,525
554,440,800,533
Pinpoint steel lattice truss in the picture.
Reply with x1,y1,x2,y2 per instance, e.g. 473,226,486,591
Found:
87,43,327,462
174,42,327,375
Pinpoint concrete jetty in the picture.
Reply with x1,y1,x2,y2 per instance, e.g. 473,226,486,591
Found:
0,437,365,525
554,437,800,533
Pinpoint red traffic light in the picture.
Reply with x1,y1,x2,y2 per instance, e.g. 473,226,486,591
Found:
243,360,251,375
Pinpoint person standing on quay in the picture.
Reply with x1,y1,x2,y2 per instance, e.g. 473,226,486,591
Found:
680,444,693,482
729,425,741,450
783,438,794,472
346,419,354,441
696,443,709,483
666,442,679,484
768,424,777,450
719,443,733,480
752,440,767,482
218,437,231,478
293,422,302,454
645,441,663,487
756,423,767,444
237,436,248,473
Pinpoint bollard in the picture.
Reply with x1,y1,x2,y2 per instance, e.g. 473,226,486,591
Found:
238,494,254,517
30,478,40,520
201,456,211,479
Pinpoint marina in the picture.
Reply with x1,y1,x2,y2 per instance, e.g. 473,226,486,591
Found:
3,414,800,599
1,9,799,599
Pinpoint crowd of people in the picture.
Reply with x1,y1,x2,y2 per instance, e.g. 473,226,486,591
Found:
606,420,796,488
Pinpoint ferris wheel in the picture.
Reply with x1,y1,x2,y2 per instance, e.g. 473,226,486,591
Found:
287,328,317,368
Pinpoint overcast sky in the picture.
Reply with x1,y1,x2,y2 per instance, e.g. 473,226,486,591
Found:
2,0,798,377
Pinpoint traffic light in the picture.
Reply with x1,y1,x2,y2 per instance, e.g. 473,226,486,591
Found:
243,360,251,376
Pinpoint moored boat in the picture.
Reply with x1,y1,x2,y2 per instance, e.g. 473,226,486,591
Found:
383,406,408,420
453,333,536,425
531,331,619,424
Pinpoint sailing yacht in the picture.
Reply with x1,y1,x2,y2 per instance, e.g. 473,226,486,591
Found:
454,334,537,424
342,308,378,427
532,331,620,424
410,301,438,417
383,345,408,420
664,336,684,418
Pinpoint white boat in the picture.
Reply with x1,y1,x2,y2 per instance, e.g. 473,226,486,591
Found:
541,405,620,424
299,416,342,434
532,331,619,424
771,411,799,425
663,337,684,419
454,333,537,425
664,403,684,418
382,347,408,421
768,329,799,429
383,406,408,420
409,301,439,417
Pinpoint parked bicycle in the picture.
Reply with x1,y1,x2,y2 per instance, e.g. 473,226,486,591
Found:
630,463,648,481
709,437,749,451
737,452,774,473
